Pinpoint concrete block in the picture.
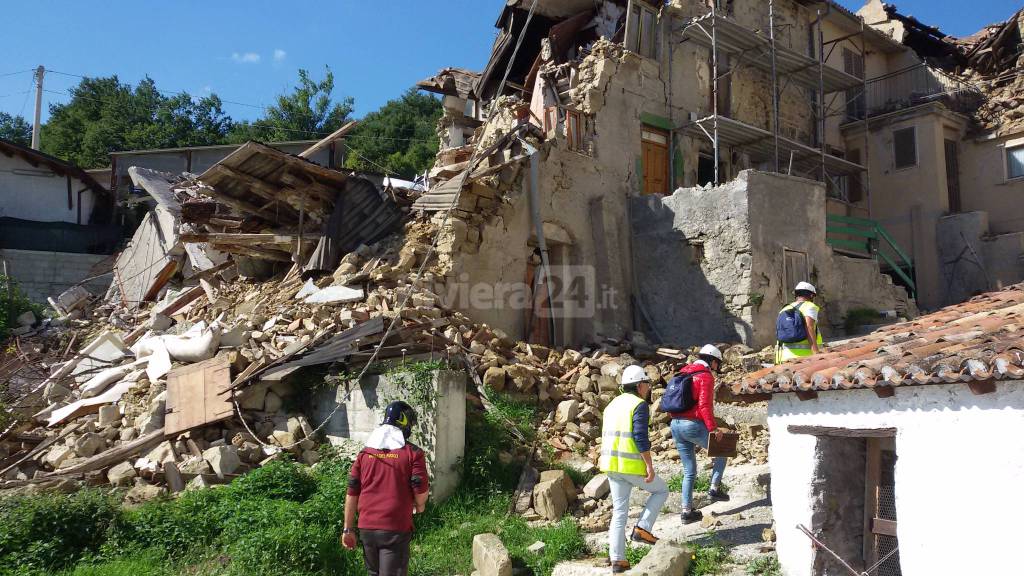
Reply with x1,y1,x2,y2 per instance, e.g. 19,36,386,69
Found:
97,404,120,427
533,478,568,521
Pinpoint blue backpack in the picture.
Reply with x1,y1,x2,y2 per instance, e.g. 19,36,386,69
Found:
658,369,709,413
776,303,809,343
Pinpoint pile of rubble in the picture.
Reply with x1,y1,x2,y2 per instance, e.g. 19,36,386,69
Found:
0,129,766,511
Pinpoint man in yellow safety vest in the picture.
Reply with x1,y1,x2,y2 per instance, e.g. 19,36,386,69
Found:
775,281,825,363
599,365,669,574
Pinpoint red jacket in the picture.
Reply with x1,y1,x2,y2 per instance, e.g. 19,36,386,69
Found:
347,443,429,533
669,363,717,431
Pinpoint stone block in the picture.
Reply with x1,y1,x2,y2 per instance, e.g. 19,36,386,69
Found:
583,473,610,499
527,541,546,555
203,445,240,479
539,468,577,503
239,383,269,411
97,404,120,427
44,445,75,469
73,433,106,458
483,366,507,392
628,540,691,576
555,400,580,423
533,478,568,521
16,310,36,327
472,533,512,576
107,461,137,486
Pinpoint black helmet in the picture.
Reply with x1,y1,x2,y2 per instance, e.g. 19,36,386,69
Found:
382,401,417,439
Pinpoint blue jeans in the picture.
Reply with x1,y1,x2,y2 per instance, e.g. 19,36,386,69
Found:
670,418,727,510
606,471,669,562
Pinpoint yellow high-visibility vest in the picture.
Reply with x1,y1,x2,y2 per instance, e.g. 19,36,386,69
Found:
598,393,647,476
776,300,824,363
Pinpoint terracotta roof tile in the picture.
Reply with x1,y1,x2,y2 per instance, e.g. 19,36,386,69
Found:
734,284,1024,395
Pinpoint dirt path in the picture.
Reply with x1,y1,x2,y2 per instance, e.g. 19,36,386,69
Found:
553,462,774,575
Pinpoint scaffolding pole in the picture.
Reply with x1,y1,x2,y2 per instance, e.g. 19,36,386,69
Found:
769,0,780,173
712,10,720,185
818,8,827,187
862,18,872,217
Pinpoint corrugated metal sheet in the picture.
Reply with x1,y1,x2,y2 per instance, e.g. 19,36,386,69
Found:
734,284,1024,396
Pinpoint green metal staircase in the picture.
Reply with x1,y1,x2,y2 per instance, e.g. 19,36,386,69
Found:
826,214,916,298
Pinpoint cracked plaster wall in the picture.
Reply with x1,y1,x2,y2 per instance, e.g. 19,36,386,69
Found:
632,170,912,348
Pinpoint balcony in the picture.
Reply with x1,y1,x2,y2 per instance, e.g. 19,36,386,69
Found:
846,63,982,121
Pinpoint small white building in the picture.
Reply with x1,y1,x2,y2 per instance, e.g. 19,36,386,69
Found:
733,285,1024,576
0,138,118,301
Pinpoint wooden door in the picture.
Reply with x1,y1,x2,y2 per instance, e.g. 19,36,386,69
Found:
524,254,552,346
165,354,233,437
642,126,669,195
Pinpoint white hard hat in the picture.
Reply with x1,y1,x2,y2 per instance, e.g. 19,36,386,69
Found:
795,281,817,294
699,344,724,362
621,365,650,386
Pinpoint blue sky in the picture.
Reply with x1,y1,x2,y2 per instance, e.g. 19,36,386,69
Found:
1,1,1019,124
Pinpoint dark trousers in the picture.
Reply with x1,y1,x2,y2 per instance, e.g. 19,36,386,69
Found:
361,529,412,576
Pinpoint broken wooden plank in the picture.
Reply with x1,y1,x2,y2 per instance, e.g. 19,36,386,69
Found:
180,233,319,246
787,425,896,438
299,121,358,158
0,423,83,477
871,517,898,537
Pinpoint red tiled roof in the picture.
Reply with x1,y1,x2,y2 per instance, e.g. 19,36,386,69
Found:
734,284,1024,396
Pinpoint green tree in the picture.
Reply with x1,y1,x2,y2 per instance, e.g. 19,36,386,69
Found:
228,67,354,143
343,88,441,179
0,112,31,146
40,76,232,168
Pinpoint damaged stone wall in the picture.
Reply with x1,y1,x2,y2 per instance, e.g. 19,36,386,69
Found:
809,436,867,575
936,211,1024,306
631,170,912,348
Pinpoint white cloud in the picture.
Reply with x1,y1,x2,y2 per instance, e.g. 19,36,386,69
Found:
231,52,261,64
273,49,287,62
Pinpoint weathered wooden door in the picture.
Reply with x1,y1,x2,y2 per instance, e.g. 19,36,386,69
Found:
165,354,233,437
642,126,669,195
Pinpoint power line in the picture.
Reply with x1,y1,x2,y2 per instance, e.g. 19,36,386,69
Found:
0,69,33,78
0,90,30,99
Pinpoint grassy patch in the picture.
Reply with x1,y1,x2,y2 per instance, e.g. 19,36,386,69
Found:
689,541,732,575
1,393,582,576
484,386,538,441
667,472,724,494
746,553,781,576
0,274,45,340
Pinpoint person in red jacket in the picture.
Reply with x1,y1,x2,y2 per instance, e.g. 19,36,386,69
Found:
669,344,730,524
343,401,429,576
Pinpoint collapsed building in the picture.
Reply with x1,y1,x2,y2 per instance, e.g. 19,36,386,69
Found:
415,0,926,352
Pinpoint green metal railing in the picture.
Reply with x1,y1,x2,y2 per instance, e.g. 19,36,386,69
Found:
826,214,916,297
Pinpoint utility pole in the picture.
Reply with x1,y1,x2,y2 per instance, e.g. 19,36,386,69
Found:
31,65,44,150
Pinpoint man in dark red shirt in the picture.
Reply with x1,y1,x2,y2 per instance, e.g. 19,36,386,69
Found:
343,401,429,576
669,344,730,524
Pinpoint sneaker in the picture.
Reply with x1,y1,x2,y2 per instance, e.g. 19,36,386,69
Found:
708,488,731,502
611,560,631,574
681,509,704,524
630,526,658,545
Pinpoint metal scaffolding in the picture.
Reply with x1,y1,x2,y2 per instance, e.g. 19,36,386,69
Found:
674,1,872,203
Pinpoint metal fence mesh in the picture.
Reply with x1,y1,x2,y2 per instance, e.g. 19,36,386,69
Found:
874,485,901,576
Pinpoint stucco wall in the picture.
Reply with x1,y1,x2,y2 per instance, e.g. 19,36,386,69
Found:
842,104,967,309
0,248,110,304
959,133,1024,235
767,382,1024,576
0,154,100,224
